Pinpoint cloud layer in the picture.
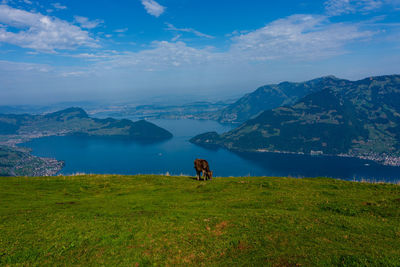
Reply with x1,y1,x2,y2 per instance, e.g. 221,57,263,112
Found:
91,14,373,72
0,5,97,52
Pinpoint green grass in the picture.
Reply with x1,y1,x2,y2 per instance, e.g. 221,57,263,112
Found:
0,175,399,266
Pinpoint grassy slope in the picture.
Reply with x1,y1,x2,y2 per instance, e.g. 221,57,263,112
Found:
0,175,399,266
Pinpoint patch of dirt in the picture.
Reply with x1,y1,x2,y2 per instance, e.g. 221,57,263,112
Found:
213,221,229,236
215,221,229,230
237,240,252,251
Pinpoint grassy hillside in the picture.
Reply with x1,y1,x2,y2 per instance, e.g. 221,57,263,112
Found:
0,175,399,266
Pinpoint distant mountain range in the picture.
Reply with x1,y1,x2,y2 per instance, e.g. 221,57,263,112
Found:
206,76,339,123
91,101,231,120
191,75,400,166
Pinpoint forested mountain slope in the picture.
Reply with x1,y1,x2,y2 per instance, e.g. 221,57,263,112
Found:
191,75,400,166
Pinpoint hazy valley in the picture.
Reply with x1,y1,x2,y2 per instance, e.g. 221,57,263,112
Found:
1,74,400,178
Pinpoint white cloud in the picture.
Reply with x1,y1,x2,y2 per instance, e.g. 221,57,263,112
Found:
60,71,87,77
165,23,214,39
74,15,103,29
70,52,114,60
114,28,128,33
96,41,218,71
171,34,181,42
0,5,98,52
325,0,384,15
230,15,374,60
1,0,32,5
51,3,67,10
141,0,165,17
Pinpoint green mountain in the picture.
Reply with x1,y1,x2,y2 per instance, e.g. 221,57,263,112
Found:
191,75,400,166
0,108,173,176
209,76,339,123
0,107,173,142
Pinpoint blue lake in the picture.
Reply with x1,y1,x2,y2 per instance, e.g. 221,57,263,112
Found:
21,119,400,183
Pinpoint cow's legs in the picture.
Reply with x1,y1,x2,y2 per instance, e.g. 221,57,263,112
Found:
202,170,206,181
203,168,210,181
196,170,200,180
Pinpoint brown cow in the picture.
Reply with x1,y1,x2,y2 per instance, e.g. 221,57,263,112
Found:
194,159,213,181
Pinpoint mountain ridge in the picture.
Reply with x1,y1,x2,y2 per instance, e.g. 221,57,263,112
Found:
191,74,400,166
206,75,345,123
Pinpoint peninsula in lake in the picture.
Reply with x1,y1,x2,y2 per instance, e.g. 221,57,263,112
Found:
0,107,173,176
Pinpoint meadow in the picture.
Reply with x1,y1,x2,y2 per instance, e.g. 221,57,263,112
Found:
0,175,399,266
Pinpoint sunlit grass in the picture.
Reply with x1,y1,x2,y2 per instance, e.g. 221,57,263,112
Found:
0,175,399,266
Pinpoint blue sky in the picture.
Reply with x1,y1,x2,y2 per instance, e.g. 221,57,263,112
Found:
0,0,399,105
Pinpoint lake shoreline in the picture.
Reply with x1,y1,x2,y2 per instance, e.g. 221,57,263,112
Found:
2,119,398,182
195,143,400,167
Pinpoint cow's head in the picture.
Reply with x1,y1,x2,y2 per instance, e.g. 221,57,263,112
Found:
207,171,213,180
